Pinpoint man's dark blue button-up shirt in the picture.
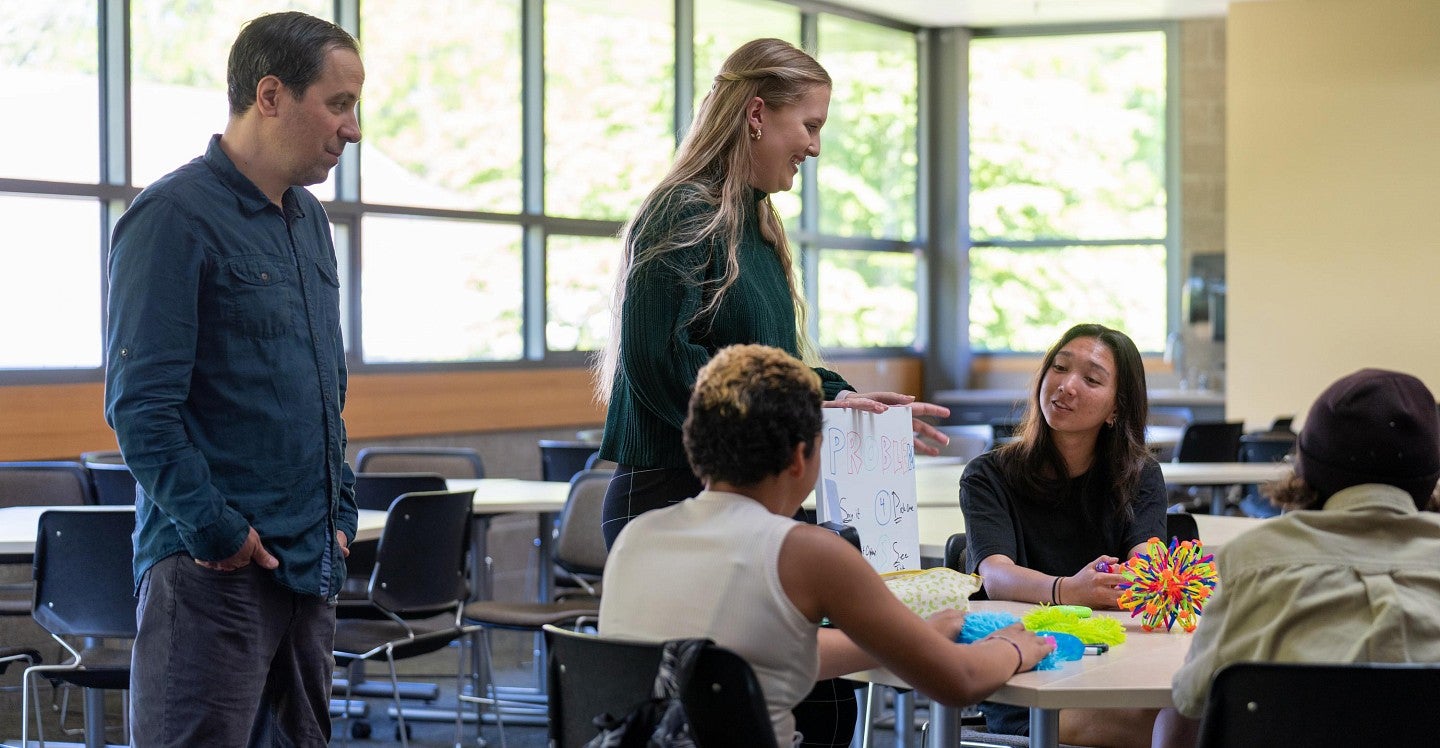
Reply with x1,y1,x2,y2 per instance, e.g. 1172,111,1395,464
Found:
105,135,358,598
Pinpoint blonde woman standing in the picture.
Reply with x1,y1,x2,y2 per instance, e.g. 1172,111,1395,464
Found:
594,38,948,747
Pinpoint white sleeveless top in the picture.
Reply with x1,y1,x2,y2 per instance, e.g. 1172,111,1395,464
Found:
599,490,820,746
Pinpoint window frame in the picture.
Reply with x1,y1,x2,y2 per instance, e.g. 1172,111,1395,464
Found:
0,0,933,382
963,22,1181,356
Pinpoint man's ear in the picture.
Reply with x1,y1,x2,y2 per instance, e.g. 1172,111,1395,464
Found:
254,75,285,117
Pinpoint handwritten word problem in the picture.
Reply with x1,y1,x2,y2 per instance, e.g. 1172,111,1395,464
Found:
824,427,916,476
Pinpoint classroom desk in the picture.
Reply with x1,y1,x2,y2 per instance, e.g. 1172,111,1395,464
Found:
902,460,1290,511
848,600,1196,748
445,478,570,601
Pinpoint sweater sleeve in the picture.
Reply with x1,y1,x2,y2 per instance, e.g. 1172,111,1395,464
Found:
812,367,853,401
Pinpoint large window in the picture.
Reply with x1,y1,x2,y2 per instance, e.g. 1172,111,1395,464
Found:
814,16,921,349
0,0,925,376
969,30,1170,353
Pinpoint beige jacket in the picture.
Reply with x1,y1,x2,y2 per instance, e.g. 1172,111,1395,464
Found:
1171,483,1440,718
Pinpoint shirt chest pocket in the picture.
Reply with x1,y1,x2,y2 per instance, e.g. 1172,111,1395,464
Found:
223,258,295,339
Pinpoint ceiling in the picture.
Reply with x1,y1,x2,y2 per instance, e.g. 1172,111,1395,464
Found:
822,0,1233,28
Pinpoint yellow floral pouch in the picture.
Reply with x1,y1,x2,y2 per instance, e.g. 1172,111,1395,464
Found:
879,567,984,618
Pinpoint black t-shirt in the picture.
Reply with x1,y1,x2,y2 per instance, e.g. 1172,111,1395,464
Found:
960,449,1167,578
958,448,1167,736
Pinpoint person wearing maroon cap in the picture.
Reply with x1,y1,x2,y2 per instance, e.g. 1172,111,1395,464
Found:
1156,368,1440,747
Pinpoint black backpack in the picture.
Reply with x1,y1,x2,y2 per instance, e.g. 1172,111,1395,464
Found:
584,638,708,748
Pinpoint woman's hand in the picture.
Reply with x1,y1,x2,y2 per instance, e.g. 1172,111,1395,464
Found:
1060,555,1127,609
983,623,1054,673
824,391,952,456
924,608,967,641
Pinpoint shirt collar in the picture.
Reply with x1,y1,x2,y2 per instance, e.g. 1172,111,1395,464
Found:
1321,483,1421,515
202,134,307,220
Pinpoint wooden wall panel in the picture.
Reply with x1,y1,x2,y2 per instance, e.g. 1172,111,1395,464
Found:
0,355,924,460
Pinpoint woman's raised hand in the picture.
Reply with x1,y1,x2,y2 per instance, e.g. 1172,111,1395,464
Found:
823,391,952,456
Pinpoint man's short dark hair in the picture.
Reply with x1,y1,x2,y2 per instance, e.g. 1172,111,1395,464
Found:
683,344,823,486
227,11,358,116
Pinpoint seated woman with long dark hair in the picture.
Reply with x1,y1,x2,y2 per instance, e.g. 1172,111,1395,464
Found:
960,323,1167,748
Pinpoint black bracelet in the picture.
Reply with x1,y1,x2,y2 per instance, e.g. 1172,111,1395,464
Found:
988,634,1025,675
1050,575,1061,604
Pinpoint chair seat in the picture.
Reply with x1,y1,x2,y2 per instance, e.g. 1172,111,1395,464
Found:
47,646,132,690
462,598,599,629
0,647,42,675
334,612,471,664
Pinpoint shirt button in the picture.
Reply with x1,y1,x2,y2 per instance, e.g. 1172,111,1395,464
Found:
119,348,129,357
260,272,270,282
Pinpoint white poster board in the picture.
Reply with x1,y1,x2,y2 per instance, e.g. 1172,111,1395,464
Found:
814,406,921,573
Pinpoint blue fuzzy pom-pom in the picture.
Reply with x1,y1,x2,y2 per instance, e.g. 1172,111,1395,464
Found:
956,611,1063,671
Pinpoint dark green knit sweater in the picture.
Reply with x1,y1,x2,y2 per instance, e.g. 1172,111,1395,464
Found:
600,188,851,470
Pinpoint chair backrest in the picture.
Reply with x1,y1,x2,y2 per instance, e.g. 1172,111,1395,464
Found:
368,490,475,616
1173,422,1245,463
539,440,602,483
352,472,449,511
943,532,967,572
84,462,139,506
1196,661,1440,748
0,461,94,507
1268,416,1295,434
554,469,613,577
354,446,485,479
989,419,1020,441
1237,433,1295,464
32,508,138,639
545,625,778,748
1165,512,1200,543
935,425,992,461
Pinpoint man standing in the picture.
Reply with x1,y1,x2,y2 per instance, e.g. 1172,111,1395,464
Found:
106,11,362,746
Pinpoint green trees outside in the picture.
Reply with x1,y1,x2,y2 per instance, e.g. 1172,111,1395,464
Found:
969,31,1169,352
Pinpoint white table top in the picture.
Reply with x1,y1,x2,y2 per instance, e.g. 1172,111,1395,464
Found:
445,477,570,513
850,599,1194,710
0,476,569,558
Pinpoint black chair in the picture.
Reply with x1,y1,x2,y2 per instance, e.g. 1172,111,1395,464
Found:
332,489,478,747
943,532,967,573
355,446,485,479
341,472,449,609
0,464,98,616
0,461,94,508
1165,512,1200,543
544,624,778,748
1196,661,1440,747
989,420,1020,442
84,461,139,506
351,472,449,512
22,508,138,747
538,439,601,483
1172,422,1245,464
1268,416,1295,434
460,471,611,733
1236,432,1295,518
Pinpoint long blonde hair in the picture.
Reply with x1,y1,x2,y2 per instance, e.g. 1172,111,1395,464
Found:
595,38,831,402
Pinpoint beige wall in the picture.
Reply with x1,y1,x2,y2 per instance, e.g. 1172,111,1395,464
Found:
1227,0,1440,429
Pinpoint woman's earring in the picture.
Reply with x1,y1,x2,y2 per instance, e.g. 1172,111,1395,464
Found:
751,128,762,141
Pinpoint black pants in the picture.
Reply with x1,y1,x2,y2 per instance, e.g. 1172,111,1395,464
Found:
601,465,858,747
130,553,336,747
